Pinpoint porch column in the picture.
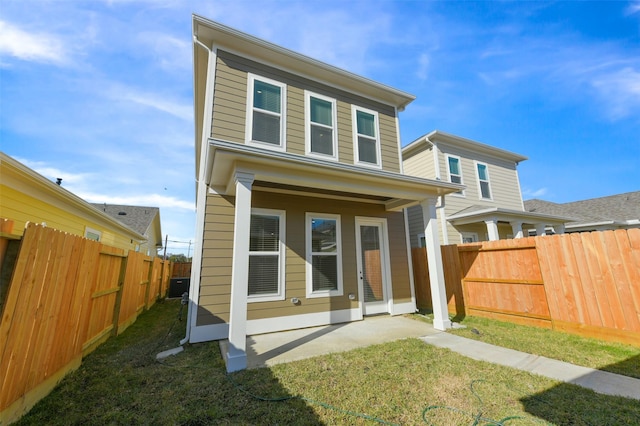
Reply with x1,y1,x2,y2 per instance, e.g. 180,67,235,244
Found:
510,221,524,239
554,223,566,234
421,197,452,331
484,218,500,241
535,223,547,237
226,171,255,373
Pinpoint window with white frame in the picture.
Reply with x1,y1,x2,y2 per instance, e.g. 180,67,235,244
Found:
246,74,286,149
476,162,492,200
352,106,381,167
306,213,343,297
446,155,464,195
306,91,338,159
248,209,286,302
84,227,101,242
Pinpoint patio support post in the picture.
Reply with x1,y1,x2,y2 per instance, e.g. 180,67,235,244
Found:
421,197,452,331
510,221,524,239
485,218,500,241
226,171,255,373
535,223,547,237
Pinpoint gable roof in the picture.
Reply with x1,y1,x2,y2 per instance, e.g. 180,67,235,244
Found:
525,191,640,228
403,130,528,163
91,204,159,235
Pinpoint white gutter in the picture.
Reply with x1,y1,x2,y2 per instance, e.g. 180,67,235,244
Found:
181,35,217,346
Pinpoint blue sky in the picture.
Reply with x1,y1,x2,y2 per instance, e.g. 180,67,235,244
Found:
2,1,639,255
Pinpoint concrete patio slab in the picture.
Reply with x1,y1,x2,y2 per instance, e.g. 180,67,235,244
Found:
219,315,439,369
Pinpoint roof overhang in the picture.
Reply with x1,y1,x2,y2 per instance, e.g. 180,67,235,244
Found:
205,140,464,211
403,130,528,164
447,206,574,226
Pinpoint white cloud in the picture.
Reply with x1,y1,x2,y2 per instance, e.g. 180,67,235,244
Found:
0,20,67,65
137,32,191,72
78,191,195,211
522,187,548,198
416,53,430,81
591,67,640,119
107,84,192,121
625,2,640,16
17,158,94,185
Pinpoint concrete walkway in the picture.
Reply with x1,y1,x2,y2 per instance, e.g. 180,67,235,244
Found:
220,316,640,401
421,332,640,401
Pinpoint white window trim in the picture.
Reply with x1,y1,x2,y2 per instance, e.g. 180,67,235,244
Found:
475,161,493,201
305,212,343,298
446,154,465,197
460,232,479,244
248,208,286,303
417,232,426,248
84,226,102,242
245,73,287,152
305,90,338,161
352,105,382,169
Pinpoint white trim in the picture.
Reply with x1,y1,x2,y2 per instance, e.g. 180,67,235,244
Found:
247,308,362,335
352,105,382,169
395,108,404,174
185,44,219,346
403,208,417,312
392,301,416,315
475,161,493,201
245,73,287,152
432,140,441,180
84,226,102,242
355,216,392,316
417,232,426,248
304,90,338,161
305,212,344,298
248,208,286,302
445,154,465,197
189,309,363,343
190,323,229,343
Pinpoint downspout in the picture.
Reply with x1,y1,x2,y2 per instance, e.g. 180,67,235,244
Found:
180,34,216,346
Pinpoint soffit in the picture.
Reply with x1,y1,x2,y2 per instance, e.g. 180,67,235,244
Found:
206,140,463,211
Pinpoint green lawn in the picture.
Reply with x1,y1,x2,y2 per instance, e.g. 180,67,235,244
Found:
15,300,640,425
443,315,640,379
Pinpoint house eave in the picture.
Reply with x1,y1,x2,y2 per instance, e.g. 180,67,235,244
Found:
403,130,528,164
206,140,464,211
447,206,574,226
192,15,415,111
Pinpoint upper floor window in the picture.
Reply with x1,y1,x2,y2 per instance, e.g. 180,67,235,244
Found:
476,162,492,200
305,91,338,160
446,155,464,196
246,74,286,150
306,213,343,298
352,106,381,168
248,209,286,302
84,227,101,242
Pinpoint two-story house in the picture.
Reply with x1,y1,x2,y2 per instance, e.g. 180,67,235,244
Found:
184,16,463,372
403,131,570,246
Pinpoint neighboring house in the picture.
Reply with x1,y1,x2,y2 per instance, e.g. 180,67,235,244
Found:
185,16,463,372
0,152,146,251
525,191,640,233
92,204,163,257
403,131,571,246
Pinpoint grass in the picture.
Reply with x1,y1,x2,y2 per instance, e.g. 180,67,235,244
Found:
442,315,640,379
15,300,640,425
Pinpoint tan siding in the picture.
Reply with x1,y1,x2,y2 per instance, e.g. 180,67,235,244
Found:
402,144,436,179
197,189,412,323
211,50,401,172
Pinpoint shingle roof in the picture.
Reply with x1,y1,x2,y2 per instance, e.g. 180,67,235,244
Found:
91,204,159,235
524,191,640,226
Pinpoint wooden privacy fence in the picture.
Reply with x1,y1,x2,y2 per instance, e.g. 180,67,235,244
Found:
0,222,172,424
413,229,640,346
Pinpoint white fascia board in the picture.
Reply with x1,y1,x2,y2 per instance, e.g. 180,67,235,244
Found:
192,15,415,110
206,140,464,206
447,206,575,225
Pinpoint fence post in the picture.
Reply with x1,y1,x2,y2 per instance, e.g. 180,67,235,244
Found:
144,258,153,310
111,254,128,336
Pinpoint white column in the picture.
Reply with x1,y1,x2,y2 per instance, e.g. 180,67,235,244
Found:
510,221,524,239
421,197,452,331
485,218,500,241
535,223,547,237
553,223,565,234
226,172,254,373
